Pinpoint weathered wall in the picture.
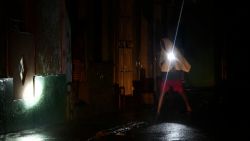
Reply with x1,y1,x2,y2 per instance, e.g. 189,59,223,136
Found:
35,0,61,74
0,78,13,133
0,0,70,134
0,33,6,77
88,63,116,115
0,2,6,77
8,32,34,99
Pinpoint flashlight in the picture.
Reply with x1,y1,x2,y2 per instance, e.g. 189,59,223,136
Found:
167,51,176,62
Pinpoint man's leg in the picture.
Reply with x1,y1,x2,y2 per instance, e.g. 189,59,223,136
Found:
157,91,164,114
179,92,192,112
157,81,169,114
174,81,192,112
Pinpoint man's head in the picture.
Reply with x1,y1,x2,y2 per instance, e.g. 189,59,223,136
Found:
161,38,173,50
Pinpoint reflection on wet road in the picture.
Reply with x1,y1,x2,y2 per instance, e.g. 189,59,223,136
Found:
0,129,55,141
0,121,210,141
135,122,208,141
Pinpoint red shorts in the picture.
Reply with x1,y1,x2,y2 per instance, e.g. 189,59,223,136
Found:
161,80,184,94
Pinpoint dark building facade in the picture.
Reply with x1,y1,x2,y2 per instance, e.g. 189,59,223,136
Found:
1,0,239,133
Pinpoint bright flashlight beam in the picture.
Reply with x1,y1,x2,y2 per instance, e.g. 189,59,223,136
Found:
157,0,185,115
167,52,176,62
23,77,44,109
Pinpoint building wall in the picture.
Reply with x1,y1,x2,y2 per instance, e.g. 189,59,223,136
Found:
0,0,69,133
2,0,71,99
35,0,62,74
8,32,34,99
0,75,66,134
0,2,6,78
67,0,117,114
183,1,215,88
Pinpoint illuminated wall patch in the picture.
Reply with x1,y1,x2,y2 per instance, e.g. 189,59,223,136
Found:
19,57,25,84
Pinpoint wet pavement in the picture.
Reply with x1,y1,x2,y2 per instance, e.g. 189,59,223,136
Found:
0,108,217,141
0,114,205,141
1,89,250,141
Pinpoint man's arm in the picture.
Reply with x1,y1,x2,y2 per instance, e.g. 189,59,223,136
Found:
159,47,166,68
174,48,191,72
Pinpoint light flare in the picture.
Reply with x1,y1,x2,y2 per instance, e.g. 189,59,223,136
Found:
157,0,185,115
23,77,44,109
167,51,176,62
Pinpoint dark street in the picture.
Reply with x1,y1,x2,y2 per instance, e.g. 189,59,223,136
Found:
1,88,249,141
1,0,250,140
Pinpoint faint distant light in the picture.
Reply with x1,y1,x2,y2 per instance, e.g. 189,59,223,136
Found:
23,77,44,109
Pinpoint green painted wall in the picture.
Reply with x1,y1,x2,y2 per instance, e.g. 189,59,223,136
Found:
33,74,66,126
